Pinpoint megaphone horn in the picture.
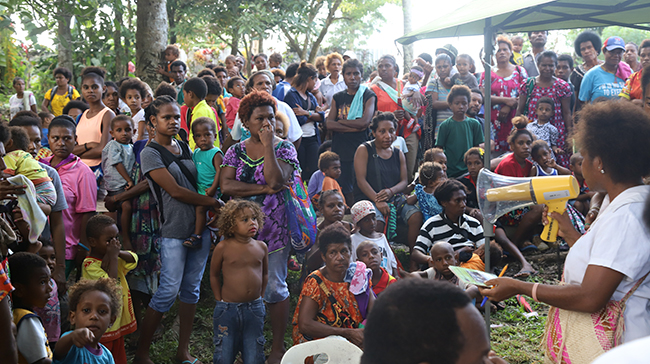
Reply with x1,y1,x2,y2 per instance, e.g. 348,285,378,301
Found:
477,169,579,242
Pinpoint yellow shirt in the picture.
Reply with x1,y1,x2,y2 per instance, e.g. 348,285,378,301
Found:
189,99,220,150
512,52,524,66
82,251,138,340
44,87,80,116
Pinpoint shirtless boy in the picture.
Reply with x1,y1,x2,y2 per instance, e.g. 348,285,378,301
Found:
210,199,269,364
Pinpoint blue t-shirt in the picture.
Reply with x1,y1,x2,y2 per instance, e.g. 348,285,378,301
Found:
192,147,223,196
54,332,114,364
578,66,626,102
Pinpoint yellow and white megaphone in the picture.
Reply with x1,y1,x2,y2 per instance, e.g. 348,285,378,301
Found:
477,168,580,242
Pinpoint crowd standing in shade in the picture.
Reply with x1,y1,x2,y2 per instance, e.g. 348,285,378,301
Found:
2,28,650,364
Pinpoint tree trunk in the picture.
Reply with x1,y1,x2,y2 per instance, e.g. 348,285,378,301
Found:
402,0,413,73
56,3,74,76
136,0,168,88
114,1,127,79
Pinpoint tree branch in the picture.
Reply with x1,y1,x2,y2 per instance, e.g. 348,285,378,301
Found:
308,0,344,62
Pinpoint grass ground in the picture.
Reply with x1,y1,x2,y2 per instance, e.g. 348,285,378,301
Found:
124,247,564,364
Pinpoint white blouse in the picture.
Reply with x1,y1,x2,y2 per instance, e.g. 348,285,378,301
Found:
564,185,650,343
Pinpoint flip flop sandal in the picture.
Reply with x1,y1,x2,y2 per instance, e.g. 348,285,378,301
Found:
183,234,202,249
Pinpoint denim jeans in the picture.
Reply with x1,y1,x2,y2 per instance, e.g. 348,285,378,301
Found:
149,231,211,312
213,297,265,364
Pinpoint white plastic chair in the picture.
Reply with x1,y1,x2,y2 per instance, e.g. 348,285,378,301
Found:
281,335,363,364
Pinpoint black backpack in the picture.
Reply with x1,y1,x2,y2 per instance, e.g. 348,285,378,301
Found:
144,141,197,223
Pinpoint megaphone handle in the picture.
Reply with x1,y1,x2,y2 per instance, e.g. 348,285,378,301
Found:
541,202,565,242
541,215,560,242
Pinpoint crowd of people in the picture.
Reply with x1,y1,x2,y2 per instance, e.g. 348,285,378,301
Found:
2,29,650,364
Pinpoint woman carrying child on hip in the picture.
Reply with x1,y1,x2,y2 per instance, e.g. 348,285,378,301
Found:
134,95,223,364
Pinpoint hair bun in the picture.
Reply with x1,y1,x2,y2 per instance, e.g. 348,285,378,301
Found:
511,115,529,130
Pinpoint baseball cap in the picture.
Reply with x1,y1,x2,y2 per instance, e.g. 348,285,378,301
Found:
436,44,458,65
603,36,625,51
351,200,376,225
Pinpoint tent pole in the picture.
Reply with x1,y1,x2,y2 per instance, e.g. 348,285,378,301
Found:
482,16,493,335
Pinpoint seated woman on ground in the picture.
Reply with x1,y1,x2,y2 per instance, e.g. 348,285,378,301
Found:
292,224,374,348
353,112,423,268
458,147,537,277
411,179,484,268
493,118,542,252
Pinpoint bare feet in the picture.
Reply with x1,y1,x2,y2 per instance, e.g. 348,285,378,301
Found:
132,357,155,364
514,263,538,278
266,349,285,364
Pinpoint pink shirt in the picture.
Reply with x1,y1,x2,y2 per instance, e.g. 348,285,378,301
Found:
77,107,110,167
225,97,241,130
43,155,97,260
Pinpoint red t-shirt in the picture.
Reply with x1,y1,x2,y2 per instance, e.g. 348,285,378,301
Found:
495,153,533,177
372,267,396,295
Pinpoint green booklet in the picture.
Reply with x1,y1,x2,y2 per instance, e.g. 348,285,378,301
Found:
449,266,498,288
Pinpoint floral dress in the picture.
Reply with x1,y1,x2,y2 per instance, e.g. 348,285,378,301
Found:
222,140,299,253
291,269,363,344
479,67,528,152
518,77,573,167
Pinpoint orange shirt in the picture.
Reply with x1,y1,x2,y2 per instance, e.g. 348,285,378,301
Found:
77,107,110,167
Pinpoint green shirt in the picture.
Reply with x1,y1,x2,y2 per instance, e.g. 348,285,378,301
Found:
435,116,484,178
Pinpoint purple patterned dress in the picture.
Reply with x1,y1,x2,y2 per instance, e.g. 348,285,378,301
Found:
222,140,300,253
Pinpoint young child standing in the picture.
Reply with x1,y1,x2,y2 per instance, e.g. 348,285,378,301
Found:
525,97,562,158
307,151,345,210
530,140,571,177
81,215,137,364
211,200,268,364
350,200,398,277
35,241,62,349
54,278,122,364
356,240,396,296
435,85,484,178
9,252,54,364
407,161,446,221
118,78,148,141
185,117,223,249
451,54,479,90
225,77,245,130
184,77,220,149
101,115,136,249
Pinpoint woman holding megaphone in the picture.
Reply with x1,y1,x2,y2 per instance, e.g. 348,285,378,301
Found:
480,100,650,364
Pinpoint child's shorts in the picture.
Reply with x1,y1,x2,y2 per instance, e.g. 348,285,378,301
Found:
213,297,265,364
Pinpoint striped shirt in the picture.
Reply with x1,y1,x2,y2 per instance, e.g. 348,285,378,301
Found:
415,212,484,254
